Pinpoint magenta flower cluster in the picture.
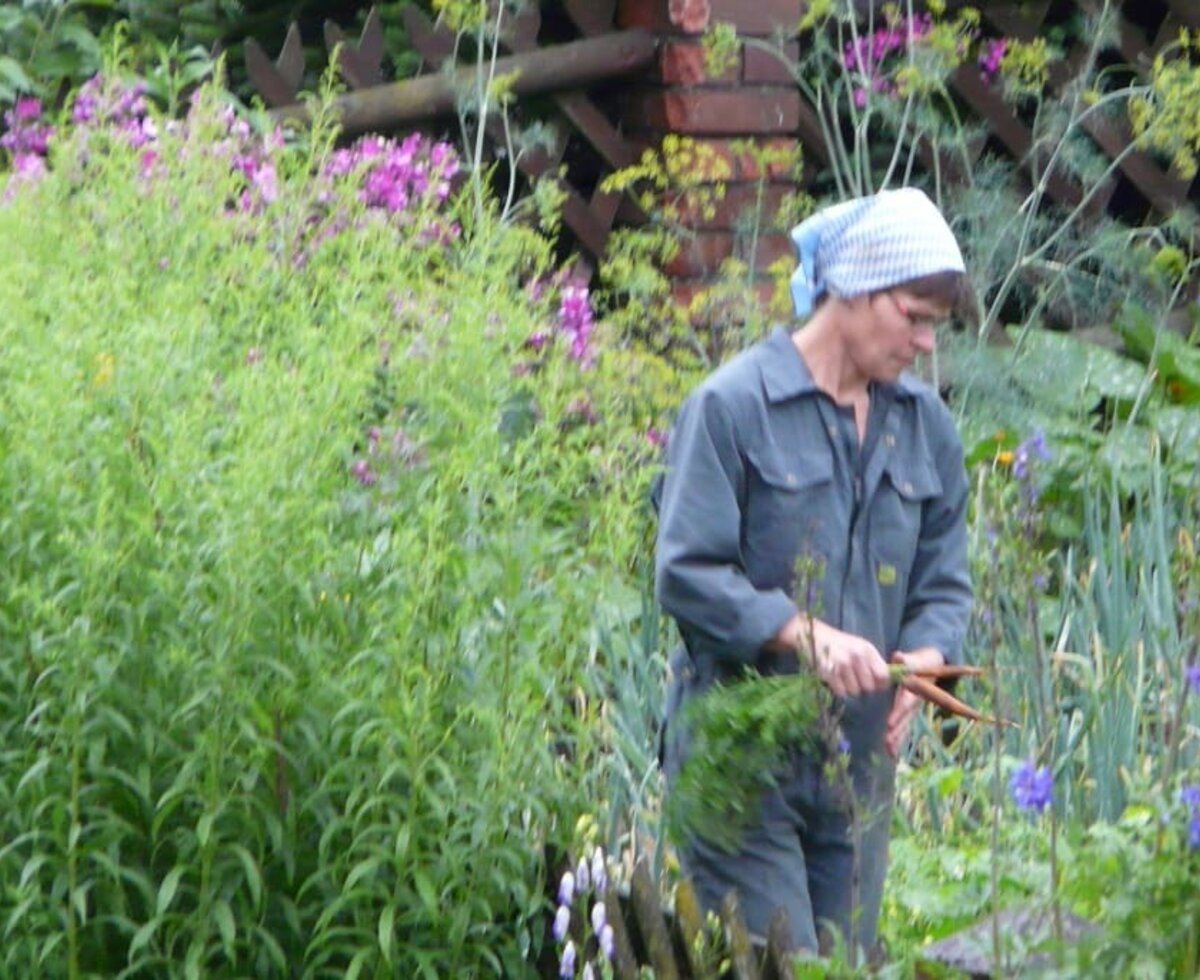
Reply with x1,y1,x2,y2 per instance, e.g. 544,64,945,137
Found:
841,14,1009,108
553,848,614,979
979,38,1009,81
349,424,424,488
326,132,459,223
1010,759,1053,813
1,97,53,195
557,282,595,367
842,14,933,108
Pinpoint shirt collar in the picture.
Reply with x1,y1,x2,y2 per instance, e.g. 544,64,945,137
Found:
758,325,921,403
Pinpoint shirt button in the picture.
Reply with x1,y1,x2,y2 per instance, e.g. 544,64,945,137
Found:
787,473,797,487
903,481,913,494
827,424,837,438
884,434,896,447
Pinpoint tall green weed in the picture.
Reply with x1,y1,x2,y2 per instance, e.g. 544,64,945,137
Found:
0,76,665,976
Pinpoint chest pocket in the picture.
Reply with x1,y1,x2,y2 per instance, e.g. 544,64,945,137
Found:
743,446,835,572
872,455,942,571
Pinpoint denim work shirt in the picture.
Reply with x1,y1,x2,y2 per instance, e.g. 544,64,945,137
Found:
655,327,973,753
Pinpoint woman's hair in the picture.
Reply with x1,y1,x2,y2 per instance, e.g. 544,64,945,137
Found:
894,269,979,328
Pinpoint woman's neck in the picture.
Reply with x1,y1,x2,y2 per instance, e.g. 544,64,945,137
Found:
792,308,869,406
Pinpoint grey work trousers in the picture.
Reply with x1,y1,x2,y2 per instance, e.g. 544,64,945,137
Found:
663,669,897,958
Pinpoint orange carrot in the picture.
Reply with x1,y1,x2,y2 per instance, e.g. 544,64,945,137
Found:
901,674,1017,729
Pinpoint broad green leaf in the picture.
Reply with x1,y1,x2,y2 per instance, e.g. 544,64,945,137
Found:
0,56,33,92
414,870,439,915
345,947,373,980
1008,326,1149,408
129,917,160,957
156,866,185,917
378,904,395,965
212,898,236,956
230,843,262,909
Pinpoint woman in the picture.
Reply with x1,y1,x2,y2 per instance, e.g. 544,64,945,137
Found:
655,187,974,958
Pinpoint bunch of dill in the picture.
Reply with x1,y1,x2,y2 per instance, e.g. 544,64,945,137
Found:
665,669,833,853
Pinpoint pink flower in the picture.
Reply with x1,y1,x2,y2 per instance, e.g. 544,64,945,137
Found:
350,459,376,487
13,98,42,123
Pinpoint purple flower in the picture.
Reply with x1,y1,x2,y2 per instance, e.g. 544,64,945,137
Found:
558,283,594,366
837,737,851,755
552,904,570,943
557,870,575,906
559,939,577,977
327,132,459,222
13,97,42,123
1010,760,1053,812
980,38,1008,81
575,857,590,893
1183,786,1200,850
1013,430,1051,481
590,901,606,935
350,459,376,487
590,848,607,896
599,923,615,960
646,426,668,450
1187,663,1200,696
582,964,595,980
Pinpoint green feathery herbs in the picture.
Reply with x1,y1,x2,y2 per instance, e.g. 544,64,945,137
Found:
666,668,833,853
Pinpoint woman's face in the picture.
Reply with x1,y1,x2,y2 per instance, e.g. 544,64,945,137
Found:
846,288,950,382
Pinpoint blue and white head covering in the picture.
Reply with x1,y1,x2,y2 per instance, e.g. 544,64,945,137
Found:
789,187,965,318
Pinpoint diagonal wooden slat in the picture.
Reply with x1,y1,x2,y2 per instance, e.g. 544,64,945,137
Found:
402,3,641,258
563,0,617,37
323,8,385,89
244,22,304,108
1163,0,1200,32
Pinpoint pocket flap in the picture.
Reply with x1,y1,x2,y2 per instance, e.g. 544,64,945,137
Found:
748,446,833,492
884,456,942,501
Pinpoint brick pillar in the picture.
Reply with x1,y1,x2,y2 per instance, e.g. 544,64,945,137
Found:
615,0,804,313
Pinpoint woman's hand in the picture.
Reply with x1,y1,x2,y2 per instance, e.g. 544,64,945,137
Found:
773,615,892,699
884,648,945,758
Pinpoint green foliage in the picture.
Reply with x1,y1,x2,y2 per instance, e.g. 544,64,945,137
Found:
0,1,227,108
0,74,672,975
666,671,830,853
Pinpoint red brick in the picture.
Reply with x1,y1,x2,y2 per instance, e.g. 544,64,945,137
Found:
743,41,800,84
675,182,798,231
671,278,781,319
629,88,803,136
708,0,803,34
673,137,801,179
617,0,803,36
660,40,740,84
664,230,795,277
616,0,710,33
664,231,735,277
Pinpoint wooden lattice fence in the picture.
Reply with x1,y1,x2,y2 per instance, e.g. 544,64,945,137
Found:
244,1,1200,300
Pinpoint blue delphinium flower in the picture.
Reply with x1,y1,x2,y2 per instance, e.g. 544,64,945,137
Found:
1182,786,1200,851
1012,430,1051,481
557,870,575,906
552,904,570,943
1011,760,1053,812
559,939,577,978
591,848,608,896
599,923,615,961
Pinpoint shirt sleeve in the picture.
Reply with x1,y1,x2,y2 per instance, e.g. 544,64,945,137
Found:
654,386,798,664
896,408,973,664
